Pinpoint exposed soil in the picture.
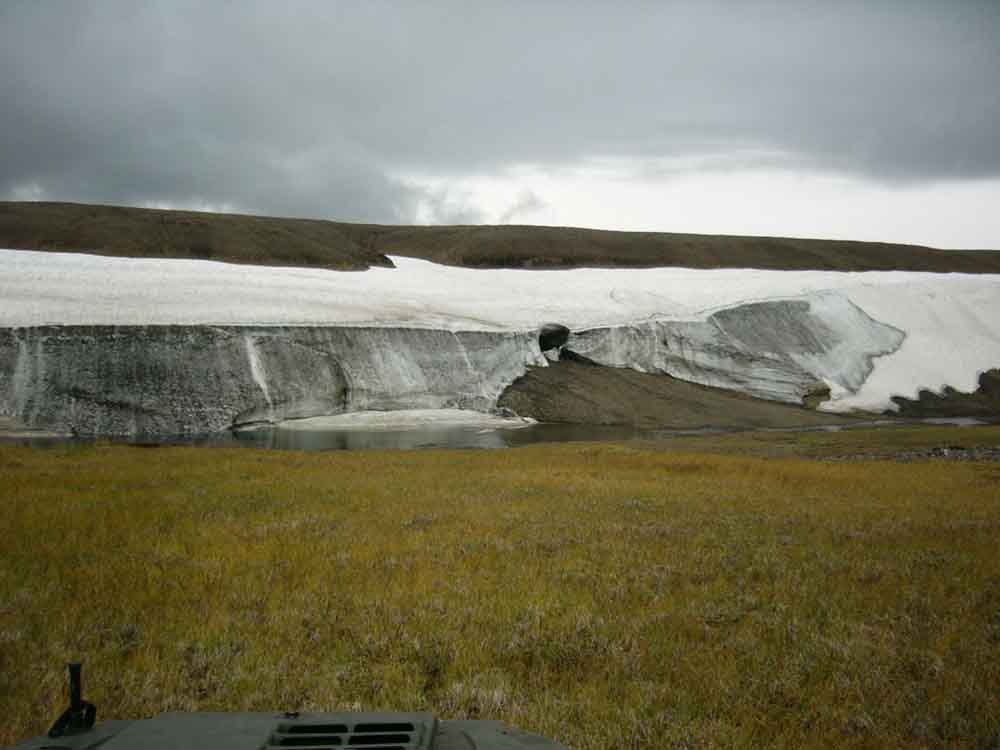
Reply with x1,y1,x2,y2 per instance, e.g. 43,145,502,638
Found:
889,369,1000,418
498,357,860,430
4,200,1000,272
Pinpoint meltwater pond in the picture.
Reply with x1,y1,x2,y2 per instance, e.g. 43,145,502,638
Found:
234,415,992,451
231,409,678,451
234,421,679,451
4,410,994,452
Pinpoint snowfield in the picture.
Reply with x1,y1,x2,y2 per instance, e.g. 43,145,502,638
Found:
2,248,999,413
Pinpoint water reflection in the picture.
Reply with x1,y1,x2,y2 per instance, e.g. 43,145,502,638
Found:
2,416,993,452
233,422,658,451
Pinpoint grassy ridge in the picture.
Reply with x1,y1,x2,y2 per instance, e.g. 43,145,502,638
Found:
4,201,1000,272
2,434,999,748
0,202,390,270
347,223,1000,272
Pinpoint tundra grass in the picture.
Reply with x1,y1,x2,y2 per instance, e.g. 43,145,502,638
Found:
1,438,999,748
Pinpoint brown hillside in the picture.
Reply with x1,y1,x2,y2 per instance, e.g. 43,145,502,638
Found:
0,202,392,270
3,200,999,272
349,222,1000,271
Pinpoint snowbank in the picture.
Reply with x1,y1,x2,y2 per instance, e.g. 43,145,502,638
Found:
2,248,998,414
277,409,536,431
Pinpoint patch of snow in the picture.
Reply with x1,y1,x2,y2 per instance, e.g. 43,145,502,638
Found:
820,279,1000,411
0,247,962,329
278,409,536,431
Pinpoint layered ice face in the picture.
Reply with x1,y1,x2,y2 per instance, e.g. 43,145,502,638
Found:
1,248,998,433
567,294,906,407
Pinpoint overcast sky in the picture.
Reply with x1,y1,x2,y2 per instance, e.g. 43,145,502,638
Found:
2,1,999,248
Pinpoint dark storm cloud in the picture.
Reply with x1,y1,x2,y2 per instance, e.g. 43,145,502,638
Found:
2,1,998,222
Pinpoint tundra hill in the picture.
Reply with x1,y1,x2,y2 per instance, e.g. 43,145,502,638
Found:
0,201,392,271
3,200,1000,272
346,222,1000,272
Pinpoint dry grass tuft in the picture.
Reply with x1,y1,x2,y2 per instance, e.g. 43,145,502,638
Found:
2,437,999,748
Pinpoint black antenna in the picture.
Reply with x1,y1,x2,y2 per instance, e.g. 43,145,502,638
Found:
47,663,96,738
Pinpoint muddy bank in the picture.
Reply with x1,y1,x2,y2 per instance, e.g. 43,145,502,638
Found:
498,358,859,430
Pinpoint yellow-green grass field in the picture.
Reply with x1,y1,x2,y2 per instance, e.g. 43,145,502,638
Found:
2,427,999,748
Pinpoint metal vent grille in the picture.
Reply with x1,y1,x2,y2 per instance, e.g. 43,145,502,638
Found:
267,721,421,749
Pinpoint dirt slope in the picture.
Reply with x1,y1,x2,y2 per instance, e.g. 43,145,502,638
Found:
3,201,999,272
498,357,860,430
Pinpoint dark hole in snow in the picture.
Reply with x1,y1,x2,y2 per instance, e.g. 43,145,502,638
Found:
539,323,570,352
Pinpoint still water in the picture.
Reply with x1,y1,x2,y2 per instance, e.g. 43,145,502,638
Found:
234,422,721,451
2,417,991,452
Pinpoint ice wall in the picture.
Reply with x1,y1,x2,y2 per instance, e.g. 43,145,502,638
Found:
0,326,545,436
566,293,905,405
0,291,964,437
4,248,998,422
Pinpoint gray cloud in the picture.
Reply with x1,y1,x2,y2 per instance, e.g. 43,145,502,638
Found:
1,1,997,223
413,185,488,225
498,190,548,225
